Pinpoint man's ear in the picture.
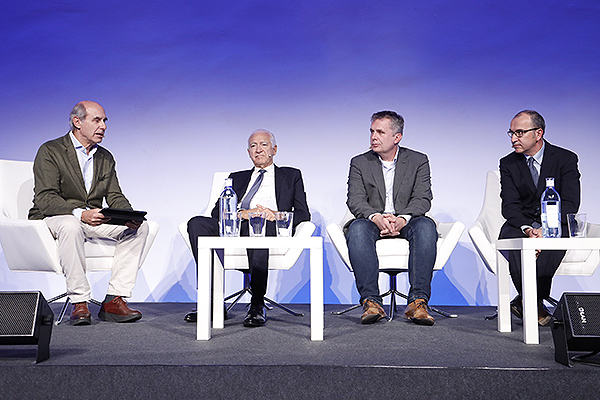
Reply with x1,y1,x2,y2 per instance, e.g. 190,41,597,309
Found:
72,116,82,130
394,132,403,144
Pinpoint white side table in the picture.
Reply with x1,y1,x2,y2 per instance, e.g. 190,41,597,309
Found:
196,236,324,341
496,237,600,344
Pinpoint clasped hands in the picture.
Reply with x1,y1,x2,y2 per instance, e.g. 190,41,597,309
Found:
524,227,542,258
238,204,276,221
372,213,407,237
81,208,142,230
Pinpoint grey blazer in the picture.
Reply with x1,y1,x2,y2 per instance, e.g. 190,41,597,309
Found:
29,133,132,220
346,147,433,222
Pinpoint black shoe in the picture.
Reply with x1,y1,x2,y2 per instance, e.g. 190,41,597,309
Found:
184,310,197,322
510,295,523,319
243,305,266,327
184,306,228,323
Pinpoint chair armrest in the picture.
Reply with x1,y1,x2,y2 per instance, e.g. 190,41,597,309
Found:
326,222,351,270
434,221,465,270
468,222,498,275
0,219,61,272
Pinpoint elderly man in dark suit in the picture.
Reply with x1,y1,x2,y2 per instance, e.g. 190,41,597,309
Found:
345,110,438,325
29,100,149,325
499,110,581,326
187,129,310,327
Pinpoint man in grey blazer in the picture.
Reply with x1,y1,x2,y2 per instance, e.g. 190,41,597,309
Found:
345,110,438,325
29,101,149,325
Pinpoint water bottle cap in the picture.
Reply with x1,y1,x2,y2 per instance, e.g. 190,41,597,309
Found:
224,178,233,187
545,177,555,186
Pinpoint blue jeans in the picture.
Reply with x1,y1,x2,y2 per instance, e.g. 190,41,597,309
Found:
345,216,437,306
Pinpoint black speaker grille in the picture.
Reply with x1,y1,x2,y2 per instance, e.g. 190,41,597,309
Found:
566,294,600,337
0,292,39,337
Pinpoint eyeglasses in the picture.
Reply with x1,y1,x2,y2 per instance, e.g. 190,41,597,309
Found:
507,128,539,138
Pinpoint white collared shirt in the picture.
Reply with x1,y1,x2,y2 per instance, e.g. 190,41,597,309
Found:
241,164,278,211
368,146,411,223
69,131,97,219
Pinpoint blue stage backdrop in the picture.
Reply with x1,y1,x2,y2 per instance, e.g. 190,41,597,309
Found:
1,1,599,305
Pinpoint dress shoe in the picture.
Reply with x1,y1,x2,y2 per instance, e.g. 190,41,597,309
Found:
404,299,435,326
98,296,142,323
511,296,552,326
361,299,386,324
184,306,228,322
184,310,197,322
510,295,523,319
538,301,552,326
243,305,266,327
70,302,91,326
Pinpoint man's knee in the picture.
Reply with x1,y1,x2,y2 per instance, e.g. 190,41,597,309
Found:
407,217,437,241
347,218,376,241
188,216,217,236
47,215,84,238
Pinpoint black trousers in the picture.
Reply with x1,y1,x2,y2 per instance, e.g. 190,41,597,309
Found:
187,216,275,306
499,224,566,300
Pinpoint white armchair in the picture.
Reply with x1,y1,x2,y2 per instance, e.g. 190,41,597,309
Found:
468,170,600,307
178,172,316,315
0,159,160,324
326,208,464,320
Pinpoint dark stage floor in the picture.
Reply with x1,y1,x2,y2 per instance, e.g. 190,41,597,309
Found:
2,303,600,399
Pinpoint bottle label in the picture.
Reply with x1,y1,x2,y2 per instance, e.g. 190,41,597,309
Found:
546,204,560,228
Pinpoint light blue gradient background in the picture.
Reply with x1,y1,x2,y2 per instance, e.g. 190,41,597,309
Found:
1,1,599,305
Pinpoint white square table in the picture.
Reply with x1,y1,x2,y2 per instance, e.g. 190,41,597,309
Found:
496,237,600,344
196,236,324,341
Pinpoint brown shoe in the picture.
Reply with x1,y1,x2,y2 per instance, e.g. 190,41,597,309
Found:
404,299,435,326
70,302,91,326
538,301,552,326
361,299,386,324
98,296,142,323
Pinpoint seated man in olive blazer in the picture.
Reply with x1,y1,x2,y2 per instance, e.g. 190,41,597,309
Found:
29,100,149,326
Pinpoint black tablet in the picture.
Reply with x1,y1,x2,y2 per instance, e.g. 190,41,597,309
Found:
100,208,147,225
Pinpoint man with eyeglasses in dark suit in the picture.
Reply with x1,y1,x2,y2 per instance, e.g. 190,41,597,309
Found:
499,110,581,326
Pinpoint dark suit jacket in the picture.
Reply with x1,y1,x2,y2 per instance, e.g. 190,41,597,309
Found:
499,140,580,237
210,165,311,228
29,133,132,220
346,147,433,222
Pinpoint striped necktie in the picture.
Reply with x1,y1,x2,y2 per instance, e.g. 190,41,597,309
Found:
240,169,266,209
527,157,539,186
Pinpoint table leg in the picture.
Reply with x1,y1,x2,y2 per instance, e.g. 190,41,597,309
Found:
310,244,324,341
213,250,225,329
521,248,539,344
197,247,212,340
497,251,512,333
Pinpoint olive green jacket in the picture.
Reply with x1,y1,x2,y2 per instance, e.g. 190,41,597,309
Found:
28,133,132,220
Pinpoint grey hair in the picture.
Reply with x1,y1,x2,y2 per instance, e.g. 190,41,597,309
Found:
371,110,405,134
69,102,88,131
249,129,277,147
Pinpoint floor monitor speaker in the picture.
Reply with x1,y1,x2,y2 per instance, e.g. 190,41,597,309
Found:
0,291,54,363
552,292,600,367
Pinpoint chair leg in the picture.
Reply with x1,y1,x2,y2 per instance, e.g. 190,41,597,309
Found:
331,303,362,315
54,296,71,326
263,296,304,317
332,272,459,319
485,309,498,320
223,272,303,316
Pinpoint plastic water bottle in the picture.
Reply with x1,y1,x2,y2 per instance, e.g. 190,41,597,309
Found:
219,178,239,237
541,177,561,238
